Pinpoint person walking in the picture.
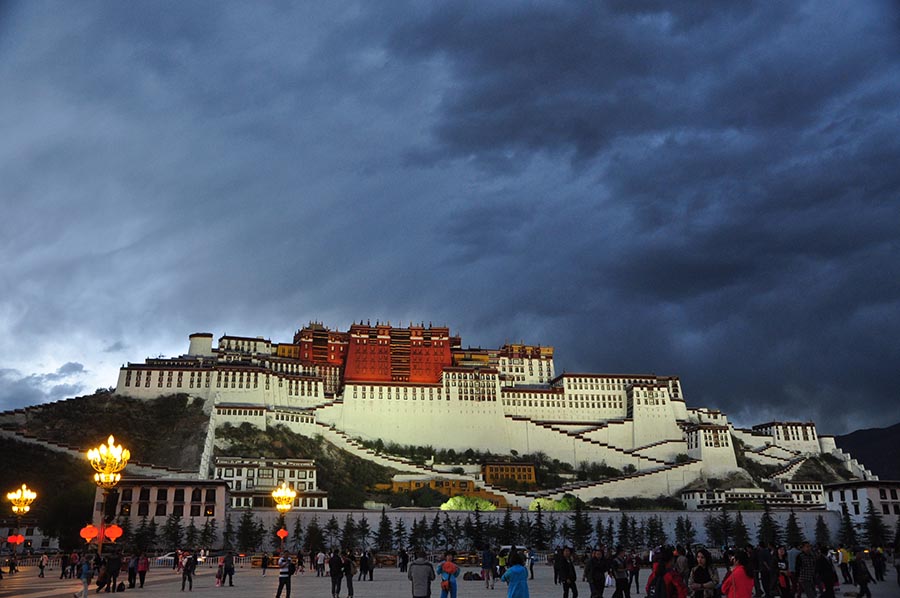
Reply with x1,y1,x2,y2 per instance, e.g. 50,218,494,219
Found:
436,551,461,598
316,550,326,577
366,550,375,581
560,547,579,598
851,550,873,598
38,552,48,577
612,546,632,598
482,546,497,589
75,553,93,598
104,550,123,593
358,551,369,581
628,552,641,595
137,553,149,588
220,550,235,587
181,549,196,591
127,553,138,589
528,548,536,581
584,546,609,598
409,549,436,598
343,550,357,598
276,553,294,598
793,543,816,598
329,550,344,598
262,552,269,577
501,550,531,598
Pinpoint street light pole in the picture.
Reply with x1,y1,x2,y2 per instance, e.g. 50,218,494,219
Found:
272,481,297,552
87,435,130,554
7,484,36,564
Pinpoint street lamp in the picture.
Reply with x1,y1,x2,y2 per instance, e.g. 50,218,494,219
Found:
272,482,296,551
7,483,36,561
87,435,130,554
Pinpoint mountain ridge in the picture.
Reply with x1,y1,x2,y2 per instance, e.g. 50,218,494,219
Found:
835,421,900,480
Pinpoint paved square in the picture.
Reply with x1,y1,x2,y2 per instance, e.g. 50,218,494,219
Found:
3,562,899,598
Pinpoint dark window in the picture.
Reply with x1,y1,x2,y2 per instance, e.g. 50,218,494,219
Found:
155,503,166,516
851,489,858,500
206,489,216,502
174,489,184,502
157,489,167,501
139,488,150,501
121,489,133,502
173,505,183,517
190,505,201,517
191,489,202,502
137,503,149,516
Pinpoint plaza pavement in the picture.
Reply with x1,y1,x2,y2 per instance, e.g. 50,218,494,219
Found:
2,563,899,598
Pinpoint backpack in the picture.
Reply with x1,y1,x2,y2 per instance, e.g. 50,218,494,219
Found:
648,568,669,598
288,560,297,576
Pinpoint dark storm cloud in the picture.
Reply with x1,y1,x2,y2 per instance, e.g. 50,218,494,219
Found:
0,363,88,411
0,1,898,433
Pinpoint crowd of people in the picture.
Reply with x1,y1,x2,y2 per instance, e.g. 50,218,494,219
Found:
2,540,896,598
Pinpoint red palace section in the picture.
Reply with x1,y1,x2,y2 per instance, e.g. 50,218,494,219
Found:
343,323,457,384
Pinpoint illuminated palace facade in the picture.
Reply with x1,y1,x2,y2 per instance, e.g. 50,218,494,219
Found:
115,322,875,501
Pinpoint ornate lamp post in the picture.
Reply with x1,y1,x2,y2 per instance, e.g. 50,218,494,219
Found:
7,483,36,561
271,482,296,551
87,435,130,554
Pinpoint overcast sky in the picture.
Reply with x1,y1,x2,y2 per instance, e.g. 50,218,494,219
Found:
1,1,898,434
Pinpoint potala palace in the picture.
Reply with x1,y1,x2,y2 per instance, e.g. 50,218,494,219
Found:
114,322,876,505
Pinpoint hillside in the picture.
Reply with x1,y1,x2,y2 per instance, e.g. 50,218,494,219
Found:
836,422,900,480
14,390,209,470
1,436,97,549
215,422,395,508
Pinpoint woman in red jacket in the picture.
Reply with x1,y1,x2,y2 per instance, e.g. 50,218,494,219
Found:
646,549,688,598
722,551,754,598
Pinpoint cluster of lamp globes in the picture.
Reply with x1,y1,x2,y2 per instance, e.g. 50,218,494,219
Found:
8,435,300,550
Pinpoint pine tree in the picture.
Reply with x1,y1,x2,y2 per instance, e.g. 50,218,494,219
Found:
683,517,697,547
619,513,632,548
292,516,305,552
704,514,722,548
893,516,900,550
341,514,358,550
548,514,559,547
570,503,591,549
606,519,615,548
814,515,831,547
375,508,393,551
785,511,805,546
863,500,888,548
473,507,485,549
733,512,750,549
324,515,341,549
719,509,734,547
838,505,858,548
162,513,184,551
222,514,235,551
305,517,325,553
271,513,287,551
757,503,782,546
135,515,151,552
201,517,218,550
409,517,426,549
560,521,572,546
595,518,606,549
462,515,475,550
501,507,517,545
147,518,159,552
236,510,258,552
532,505,548,550
184,518,199,548
675,516,686,547
117,516,134,550
629,516,640,548
357,516,371,550
394,517,408,549
517,512,532,548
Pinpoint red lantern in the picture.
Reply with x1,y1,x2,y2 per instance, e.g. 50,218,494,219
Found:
104,524,123,542
276,528,288,540
80,524,99,543
7,534,24,545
